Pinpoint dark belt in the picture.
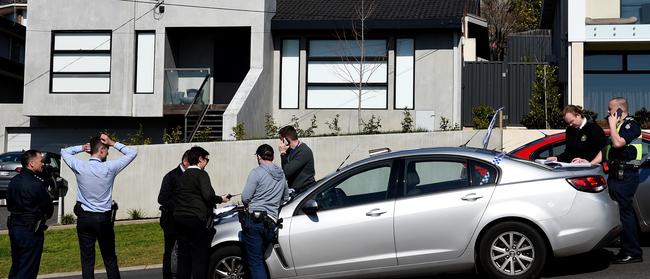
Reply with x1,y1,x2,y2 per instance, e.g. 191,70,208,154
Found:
240,210,278,228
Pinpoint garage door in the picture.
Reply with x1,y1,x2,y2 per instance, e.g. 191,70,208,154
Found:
6,132,31,152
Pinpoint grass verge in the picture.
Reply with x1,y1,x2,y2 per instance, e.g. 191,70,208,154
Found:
0,222,163,277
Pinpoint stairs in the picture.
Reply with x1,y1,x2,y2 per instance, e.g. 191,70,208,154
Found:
186,104,228,142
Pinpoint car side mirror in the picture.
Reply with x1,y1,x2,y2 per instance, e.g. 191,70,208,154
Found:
302,199,319,215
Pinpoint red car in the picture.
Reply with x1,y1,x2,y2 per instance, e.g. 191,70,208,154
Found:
509,129,650,232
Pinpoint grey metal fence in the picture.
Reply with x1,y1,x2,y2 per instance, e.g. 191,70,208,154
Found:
462,62,545,126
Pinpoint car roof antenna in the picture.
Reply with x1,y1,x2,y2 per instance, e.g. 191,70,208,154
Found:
538,130,549,137
460,129,481,148
336,144,360,172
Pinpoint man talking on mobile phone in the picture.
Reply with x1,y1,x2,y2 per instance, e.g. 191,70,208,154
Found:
278,126,315,195
605,97,643,264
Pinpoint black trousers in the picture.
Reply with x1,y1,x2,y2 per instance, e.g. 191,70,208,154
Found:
8,216,44,279
174,216,214,279
608,171,643,257
75,205,121,279
160,213,179,279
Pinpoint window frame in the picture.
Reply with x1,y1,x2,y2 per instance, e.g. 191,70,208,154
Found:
134,30,156,94
279,37,301,109
305,38,389,110
584,51,650,74
394,37,415,110
396,155,500,198
295,159,398,215
50,30,113,94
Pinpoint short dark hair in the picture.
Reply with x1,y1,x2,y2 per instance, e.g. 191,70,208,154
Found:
187,146,209,165
279,126,298,141
181,149,190,162
90,136,108,154
21,149,41,168
255,144,274,161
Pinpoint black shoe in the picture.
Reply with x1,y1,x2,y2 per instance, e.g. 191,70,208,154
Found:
612,255,643,264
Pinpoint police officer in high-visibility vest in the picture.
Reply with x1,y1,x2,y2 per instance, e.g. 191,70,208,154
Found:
606,97,643,264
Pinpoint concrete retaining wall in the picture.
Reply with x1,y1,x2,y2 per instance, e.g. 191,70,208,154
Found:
61,129,502,220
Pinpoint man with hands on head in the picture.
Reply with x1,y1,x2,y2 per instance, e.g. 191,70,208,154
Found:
61,133,138,279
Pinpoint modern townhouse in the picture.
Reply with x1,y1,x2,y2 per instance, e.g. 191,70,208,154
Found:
6,0,486,152
542,0,650,119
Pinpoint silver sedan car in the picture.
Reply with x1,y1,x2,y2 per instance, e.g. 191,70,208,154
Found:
206,147,620,279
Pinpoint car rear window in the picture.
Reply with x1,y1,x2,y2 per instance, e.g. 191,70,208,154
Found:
0,153,21,163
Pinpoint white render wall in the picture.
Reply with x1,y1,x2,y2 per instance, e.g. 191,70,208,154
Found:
271,33,460,134
61,130,503,220
0,104,31,153
24,0,274,117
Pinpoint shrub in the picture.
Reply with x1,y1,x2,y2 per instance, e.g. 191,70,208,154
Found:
61,213,76,225
634,107,650,129
194,127,213,142
163,126,183,144
440,116,461,131
123,124,152,145
472,104,495,129
361,115,382,134
521,65,564,129
100,130,120,142
325,114,342,136
231,123,246,140
302,115,318,137
583,109,599,123
401,109,414,133
264,113,279,139
127,208,145,220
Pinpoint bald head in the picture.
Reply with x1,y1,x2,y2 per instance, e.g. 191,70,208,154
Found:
609,97,629,112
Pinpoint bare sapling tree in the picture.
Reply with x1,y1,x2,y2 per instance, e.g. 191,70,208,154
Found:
332,0,384,132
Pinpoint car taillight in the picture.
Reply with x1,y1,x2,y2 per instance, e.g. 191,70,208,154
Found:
567,176,607,193
15,167,22,173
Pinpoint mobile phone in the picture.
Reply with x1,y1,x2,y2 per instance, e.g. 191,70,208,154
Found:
616,108,623,118
282,138,290,146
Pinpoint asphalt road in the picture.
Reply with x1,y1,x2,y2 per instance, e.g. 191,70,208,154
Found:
53,242,650,279
0,201,59,230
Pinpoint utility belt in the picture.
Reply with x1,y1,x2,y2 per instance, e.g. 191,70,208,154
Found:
74,201,119,222
607,160,641,180
240,210,282,229
8,214,47,232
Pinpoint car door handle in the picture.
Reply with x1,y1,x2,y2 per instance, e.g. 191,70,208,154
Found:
366,208,387,217
461,193,483,201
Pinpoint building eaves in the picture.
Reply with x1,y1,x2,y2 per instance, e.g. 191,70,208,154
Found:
272,0,478,30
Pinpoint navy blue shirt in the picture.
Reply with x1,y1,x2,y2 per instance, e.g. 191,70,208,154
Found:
7,168,54,221
608,117,641,162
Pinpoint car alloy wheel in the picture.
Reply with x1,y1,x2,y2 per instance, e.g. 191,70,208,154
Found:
489,231,534,275
210,245,247,279
479,221,546,279
213,255,245,279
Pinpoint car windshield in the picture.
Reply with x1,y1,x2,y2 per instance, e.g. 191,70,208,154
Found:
0,153,21,163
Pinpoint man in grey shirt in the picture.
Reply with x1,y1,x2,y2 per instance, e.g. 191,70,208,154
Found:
241,144,290,279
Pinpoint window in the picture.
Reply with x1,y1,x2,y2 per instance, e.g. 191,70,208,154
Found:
395,38,414,109
306,39,388,109
584,51,650,119
404,160,469,197
315,165,392,211
135,31,155,93
51,32,112,93
469,160,498,186
621,0,650,21
280,39,300,109
531,143,566,160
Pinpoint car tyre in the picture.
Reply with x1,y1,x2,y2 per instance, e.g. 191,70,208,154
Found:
209,245,247,279
479,221,547,279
